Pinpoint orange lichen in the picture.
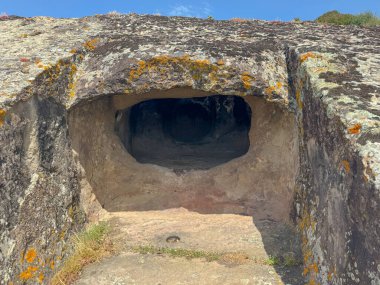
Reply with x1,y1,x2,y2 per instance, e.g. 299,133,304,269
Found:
24,248,37,263
265,82,284,96
241,72,254,89
70,48,77,54
300,52,321,63
295,90,303,109
310,263,319,273
0,109,6,126
83,38,99,51
348,123,361,134
341,160,350,173
298,208,320,284
19,266,38,280
264,85,276,95
216,59,225,66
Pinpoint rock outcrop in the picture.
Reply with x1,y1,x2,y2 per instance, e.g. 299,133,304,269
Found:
0,14,379,284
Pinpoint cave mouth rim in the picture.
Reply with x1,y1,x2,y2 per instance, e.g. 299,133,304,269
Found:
115,94,252,171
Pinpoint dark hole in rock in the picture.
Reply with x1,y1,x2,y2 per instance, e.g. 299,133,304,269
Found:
115,95,252,170
166,235,181,243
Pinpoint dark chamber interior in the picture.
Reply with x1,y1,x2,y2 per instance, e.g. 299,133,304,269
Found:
115,95,251,170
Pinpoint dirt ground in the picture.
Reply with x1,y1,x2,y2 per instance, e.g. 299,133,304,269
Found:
75,208,304,285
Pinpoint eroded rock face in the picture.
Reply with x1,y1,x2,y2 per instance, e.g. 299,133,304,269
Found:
0,14,379,284
68,91,298,218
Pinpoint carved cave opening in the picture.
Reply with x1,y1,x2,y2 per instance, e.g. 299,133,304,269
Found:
68,88,298,219
115,95,251,170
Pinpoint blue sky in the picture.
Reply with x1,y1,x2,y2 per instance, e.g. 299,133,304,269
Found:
0,0,379,21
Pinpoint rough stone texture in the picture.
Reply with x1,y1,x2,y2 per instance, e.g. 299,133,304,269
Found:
0,14,379,284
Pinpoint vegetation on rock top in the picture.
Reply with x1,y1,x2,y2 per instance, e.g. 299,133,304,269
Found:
316,10,380,26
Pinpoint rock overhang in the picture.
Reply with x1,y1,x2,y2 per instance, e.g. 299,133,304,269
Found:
1,13,378,184
0,13,379,284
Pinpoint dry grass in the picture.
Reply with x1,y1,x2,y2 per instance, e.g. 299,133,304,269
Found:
51,222,113,285
219,252,250,265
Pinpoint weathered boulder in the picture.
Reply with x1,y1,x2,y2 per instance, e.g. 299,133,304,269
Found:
0,14,379,284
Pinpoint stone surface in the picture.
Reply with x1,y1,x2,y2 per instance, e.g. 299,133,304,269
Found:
0,14,379,284
75,209,303,285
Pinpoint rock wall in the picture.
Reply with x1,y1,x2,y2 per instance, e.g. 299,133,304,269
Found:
0,14,379,284
0,96,83,283
288,47,380,285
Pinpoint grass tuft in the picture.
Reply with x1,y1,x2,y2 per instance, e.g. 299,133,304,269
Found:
265,255,280,266
51,222,113,285
133,245,222,262
316,10,380,26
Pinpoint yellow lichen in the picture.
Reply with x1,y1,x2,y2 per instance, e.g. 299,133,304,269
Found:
67,63,78,98
348,123,361,135
128,55,221,84
216,59,225,66
83,38,99,51
0,109,6,127
50,260,55,270
24,248,37,263
38,272,44,283
70,48,77,54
